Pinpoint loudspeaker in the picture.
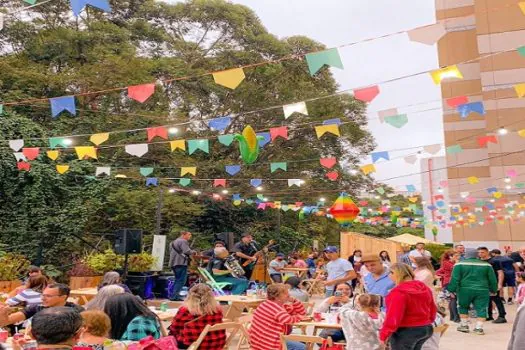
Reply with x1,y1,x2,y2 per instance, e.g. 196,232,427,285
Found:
114,229,143,254
214,232,234,251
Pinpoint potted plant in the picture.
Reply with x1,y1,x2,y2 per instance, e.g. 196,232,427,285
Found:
0,253,30,293
124,252,157,299
68,259,100,290
68,249,124,289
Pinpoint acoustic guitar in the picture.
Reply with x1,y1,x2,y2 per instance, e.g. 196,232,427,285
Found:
242,240,276,268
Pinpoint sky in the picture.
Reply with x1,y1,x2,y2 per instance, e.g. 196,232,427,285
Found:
168,0,445,191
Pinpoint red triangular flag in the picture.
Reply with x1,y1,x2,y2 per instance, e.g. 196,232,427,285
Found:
477,135,498,147
446,96,468,108
128,83,155,103
17,161,31,171
320,157,337,169
214,179,226,187
354,85,380,103
326,171,339,181
22,147,40,161
295,202,303,207
359,201,369,206
147,127,168,142
270,126,288,141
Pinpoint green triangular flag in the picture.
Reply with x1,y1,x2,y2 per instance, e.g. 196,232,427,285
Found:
140,167,154,177
281,205,290,212
384,114,408,128
376,187,385,195
24,0,37,4
476,200,485,206
49,137,69,148
515,183,525,189
409,204,418,212
257,194,265,200
218,134,234,146
438,209,447,214
518,46,525,57
305,48,344,76
187,139,209,155
446,144,463,154
179,178,191,187
0,104,3,115
270,162,287,173
246,199,253,205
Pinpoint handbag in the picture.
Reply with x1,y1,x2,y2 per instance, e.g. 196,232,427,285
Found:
127,336,178,350
320,339,344,350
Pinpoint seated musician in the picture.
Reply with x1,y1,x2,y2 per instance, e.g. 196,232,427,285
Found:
207,247,249,295
201,241,226,264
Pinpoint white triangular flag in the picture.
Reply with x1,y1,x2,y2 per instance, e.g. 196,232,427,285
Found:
407,23,447,45
404,155,418,164
0,14,4,31
424,144,441,154
9,139,24,152
13,152,26,161
377,108,398,123
287,179,302,187
125,143,149,157
95,167,111,176
283,102,308,119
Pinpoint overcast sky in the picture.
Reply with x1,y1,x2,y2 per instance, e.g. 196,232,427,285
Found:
168,0,444,191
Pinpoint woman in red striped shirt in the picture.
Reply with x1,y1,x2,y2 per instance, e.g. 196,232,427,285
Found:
249,283,308,350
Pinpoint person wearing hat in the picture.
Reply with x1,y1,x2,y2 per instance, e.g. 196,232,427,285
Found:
447,248,498,335
285,276,309,302
362,253,395,300
323,246,357,297
232,233,258,280
268,253,287,283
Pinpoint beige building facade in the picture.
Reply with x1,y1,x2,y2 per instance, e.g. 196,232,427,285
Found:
436,0,525,248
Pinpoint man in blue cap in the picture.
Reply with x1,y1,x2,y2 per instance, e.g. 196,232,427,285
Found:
323,246,357,297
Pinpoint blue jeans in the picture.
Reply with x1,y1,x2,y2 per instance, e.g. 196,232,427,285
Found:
214,275,249,295
286,341,305,350
171,265,188,300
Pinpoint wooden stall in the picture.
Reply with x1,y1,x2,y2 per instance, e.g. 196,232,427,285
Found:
340,232,402,262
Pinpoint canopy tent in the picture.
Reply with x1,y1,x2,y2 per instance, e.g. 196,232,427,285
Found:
387,233,444,246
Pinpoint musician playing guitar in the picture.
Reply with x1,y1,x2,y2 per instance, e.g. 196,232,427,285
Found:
232,233,258,280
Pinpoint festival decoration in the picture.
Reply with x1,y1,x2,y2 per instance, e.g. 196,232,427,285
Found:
13,153,26,162
208,116,232,131
234,126,263,164
17,162,30,171
326,171,339,181
147,127,168,141
404,155,417,164
90,133,109,146
9,140,23,152
446,144,463,154
250,179,262,187
270,162,287,173
140,168,154,177
320,157,337,169
127,83,155,103
446,96,468,108
288,179,302,187
515,83,525,98
96,167,110,176
218,134,234,146
50,96,76,118
70,0,111,16
125,144,149,157
328,192,360,227
360,164,376,175
371,151,389,163
46,150,59,160
212,68,245,89
22,148,39,161
169,140,186,152
423,144,441,154
283,102,308,119
467,176,479,185
378,108,398,123
384,114,408,128
270,126,288,141
407,23,446,45
225,165,241,176
56,165,70,174
213,179,226,187
180,167,197,176
305,48,344,76
457,102,485,118
430,65,463,84
257,132,271,147
179,178,191,187
477,135,498,147
75,146,97,160
187,139,209,155
354,86,380,103
315,124,340,138
145,177,158,187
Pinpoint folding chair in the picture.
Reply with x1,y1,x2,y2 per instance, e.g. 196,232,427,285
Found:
197,267,232,296
236,314,253,349
188,322,249,350
281,334,333,350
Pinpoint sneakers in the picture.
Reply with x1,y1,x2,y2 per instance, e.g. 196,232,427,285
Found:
473,328,485,335
457,325,470,333
493,317,507,324
486,317,494,321
508,300,514,305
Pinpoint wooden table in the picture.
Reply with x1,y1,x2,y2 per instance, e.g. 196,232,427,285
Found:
281,267,309,279
215,295,266,320
154,308,179,321
69,288,98,305
293,320,342,336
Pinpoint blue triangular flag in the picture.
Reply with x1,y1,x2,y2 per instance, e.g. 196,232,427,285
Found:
406,185,416,193
323,118,342,126
486,203,495,210
250,179,262,187
457,102,485,118
145,177,158,187
487,187,497,194
225,165,241,176
50,96,76,118
208,116,231,131
70,0,111,16
371,151,390,163
257,132,271,148
232,194,241,201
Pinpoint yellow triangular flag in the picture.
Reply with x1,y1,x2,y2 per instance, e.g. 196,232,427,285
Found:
519,2,525,15
467,176,479,184
75,146,97,160
170,140,186,152
56,165,70,174
90,133,109,146
494,192,503,199
515,83,525,98
519,129,525,138
46,150,59,161
315,124,340,139
360,164,376,175
430,65,463,84
212,68,246,89
180,167,197,176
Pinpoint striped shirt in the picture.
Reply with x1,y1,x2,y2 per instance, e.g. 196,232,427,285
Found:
249,299,305,350
6,289,42,306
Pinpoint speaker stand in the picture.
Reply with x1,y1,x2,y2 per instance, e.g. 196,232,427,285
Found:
122,251,129,282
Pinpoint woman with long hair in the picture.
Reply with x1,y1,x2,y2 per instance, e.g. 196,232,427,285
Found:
77,310,111,350
104,293,161,341
414,257,436,300
436,250,460,322
98,271,131,293
85,285,125,311
379,251,391,267
6,275,48,306
380,263,436,350
168,284,225,349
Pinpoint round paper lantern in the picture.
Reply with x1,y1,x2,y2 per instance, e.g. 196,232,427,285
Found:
328,192,360,226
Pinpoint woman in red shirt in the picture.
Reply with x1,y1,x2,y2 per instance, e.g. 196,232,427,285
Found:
380,263,436,350
168,284,226,349
249,283,307,350
436,250,460,323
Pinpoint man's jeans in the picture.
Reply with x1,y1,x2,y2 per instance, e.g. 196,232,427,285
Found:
171,265,188,300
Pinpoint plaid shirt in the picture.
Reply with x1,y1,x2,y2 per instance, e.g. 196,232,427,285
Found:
168,306,226,349
121,316,161,341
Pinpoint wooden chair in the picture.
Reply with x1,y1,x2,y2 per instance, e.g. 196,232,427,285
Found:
281,334,333,350
188,322,249,350
235,314,253,349
197,267,232,295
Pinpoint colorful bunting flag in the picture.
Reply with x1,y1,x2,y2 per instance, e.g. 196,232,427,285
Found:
139,167,154,177
13,152,26,162
181,167,197,176
515,83,525,98
257,132,271,147
360,164,376,175
147,127,168,141
50,96,76,118
326,171,339,181
95,167,110,176
424,144,441,154
49,137,70,149
446,96,468,108
145,177,158,187
407,22,446,45
90,133,109,146
70,0,112,16
519,129,525,138
56,165,70,174
214,179,226,187
377,108,398,123
320,157,337,169
446,144,463,154
270,162,287,173
208,116,232,131
467,176,479,184
170,140,186,152
384,114,408,128
404,155,418,164
371,151,389,163
430,65,463,84
519,3,525,16
376,187,385,195
457,102,485,118
17,162,30,171
212,68,245,89
250,179,262,187
507,169,517,178
353,86,380,103
21,148,39,160
305,48,344,76
323,118,342,126
217,134,234,146
283,102,308,119
9,140,23,152
315,124,340,138
75,146,97,160
270,126,288,141
225,165,241,176
487,187,498,194
179,178,191,187
288,179,302,187
406,185,416,193
46,150,59,161
0,14,4,32
187,139,209,155
125,143,149,157
477,135,498,147
128,83,155,103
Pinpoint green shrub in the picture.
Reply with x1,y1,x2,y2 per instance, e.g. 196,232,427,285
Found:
426,244,451,261
85,249,124,275
128,252,156,273
0,253,30,280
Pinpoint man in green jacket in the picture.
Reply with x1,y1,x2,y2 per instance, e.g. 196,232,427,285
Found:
447,248,498,335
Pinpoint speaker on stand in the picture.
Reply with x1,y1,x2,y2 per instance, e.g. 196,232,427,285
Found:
214,232,234,251
114,229,143,280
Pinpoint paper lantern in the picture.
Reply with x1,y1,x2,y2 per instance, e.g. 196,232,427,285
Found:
328,192,360,226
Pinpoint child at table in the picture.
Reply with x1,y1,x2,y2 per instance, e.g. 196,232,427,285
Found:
339,294,385,350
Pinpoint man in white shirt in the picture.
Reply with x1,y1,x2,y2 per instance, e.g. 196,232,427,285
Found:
322,246,357,297
409,242,431,267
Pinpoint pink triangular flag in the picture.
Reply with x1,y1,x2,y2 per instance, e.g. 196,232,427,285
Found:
439,180,448,188
270,126,288,141
423,144,441,155
354,86,380,103
214,179,226,187
378,108,398,123
128,83,155,103
22,147,40,161
320,157,337,169
446,96,468,108
326,171,339,181
506,169,517,178
407,22,446,45
404,155,418,164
